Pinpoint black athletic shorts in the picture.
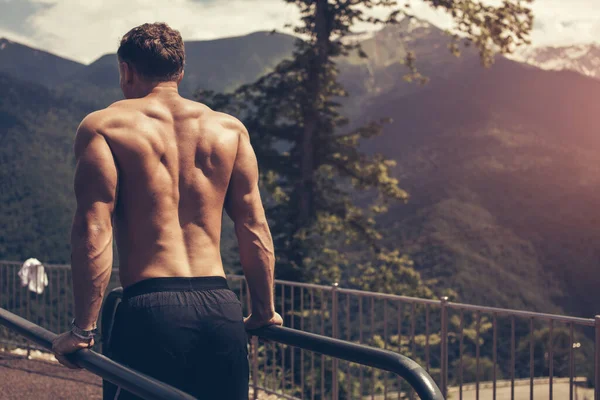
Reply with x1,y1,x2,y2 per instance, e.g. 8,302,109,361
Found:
103,276,249,400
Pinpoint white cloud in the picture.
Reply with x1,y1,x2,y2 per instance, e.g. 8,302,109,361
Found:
20,0,300,64
1,0,600,63
528,0,600,47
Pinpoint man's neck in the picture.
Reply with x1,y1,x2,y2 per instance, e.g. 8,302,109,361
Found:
135,81,179,99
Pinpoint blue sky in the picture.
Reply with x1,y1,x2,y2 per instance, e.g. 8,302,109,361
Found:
1,0,599,64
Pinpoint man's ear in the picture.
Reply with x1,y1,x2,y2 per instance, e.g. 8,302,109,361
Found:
120,61,134,84
177,70,184,84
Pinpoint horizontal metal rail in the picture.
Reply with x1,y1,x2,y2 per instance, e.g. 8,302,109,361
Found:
0,307,196,400
103,288,444,400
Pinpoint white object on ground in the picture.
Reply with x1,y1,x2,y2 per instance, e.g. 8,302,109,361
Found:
18,258,49,295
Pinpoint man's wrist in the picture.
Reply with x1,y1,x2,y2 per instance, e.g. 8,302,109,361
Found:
70,319,98,340
252,308,275,320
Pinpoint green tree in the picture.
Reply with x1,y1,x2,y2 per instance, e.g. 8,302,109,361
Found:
197,0,534,295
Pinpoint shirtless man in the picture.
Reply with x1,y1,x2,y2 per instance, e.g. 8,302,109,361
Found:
51,22,283,399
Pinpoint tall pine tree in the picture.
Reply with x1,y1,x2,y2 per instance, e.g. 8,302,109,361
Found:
197,0,534,294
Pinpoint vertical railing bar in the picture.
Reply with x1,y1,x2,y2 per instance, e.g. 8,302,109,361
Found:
332,283,339,400
301,287,305,400
291,285,295,397
410,302,416,400
397,302,403,400
346,293,351,400
271,337,276,392
240,279,245,314
63,268,68,331
425,303,430,373
371,296,375,400
281,284,285,395
595,316,600,400
476,310,481,400
530,317,534,400
247,280,259,400
511,316,516,400
360,295,364,398
569,322,574,400
320,290,325,399
40,266,46,331
384,298,388,400
311,288,315,400
440,297,448,398
493,312,497,400
459,308,464,400
26,269,31,357
549,319,553,400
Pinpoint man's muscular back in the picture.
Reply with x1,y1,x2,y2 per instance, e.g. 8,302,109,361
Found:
85,92,246,287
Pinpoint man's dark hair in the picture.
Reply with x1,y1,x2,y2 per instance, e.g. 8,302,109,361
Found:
117,22,185,82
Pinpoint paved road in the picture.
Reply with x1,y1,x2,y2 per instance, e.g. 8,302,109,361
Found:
0,352,102,400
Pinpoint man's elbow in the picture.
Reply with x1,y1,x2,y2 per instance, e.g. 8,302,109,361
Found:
71,217,113,254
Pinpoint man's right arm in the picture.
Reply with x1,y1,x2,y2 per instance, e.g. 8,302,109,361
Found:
225,124,281,328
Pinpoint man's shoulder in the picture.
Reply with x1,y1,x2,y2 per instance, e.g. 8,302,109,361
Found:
210,110,248,138
78,103,135,134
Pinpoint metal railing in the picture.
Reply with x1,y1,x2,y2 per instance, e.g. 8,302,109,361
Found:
1,260,598,399
0,307,196,400
102,287,443,400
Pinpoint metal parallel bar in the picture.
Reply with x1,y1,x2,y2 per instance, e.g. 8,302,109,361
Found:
0,307,195,400
569,323,574,400
249,325,444,400
530,318,534,400
493,313,497,400
511,316,516,400
549,320,553,400
476,311,481,400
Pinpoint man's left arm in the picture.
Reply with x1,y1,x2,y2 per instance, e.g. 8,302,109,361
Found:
52,116,118,368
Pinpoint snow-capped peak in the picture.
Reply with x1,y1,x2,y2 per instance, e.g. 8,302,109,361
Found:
510,43,600,79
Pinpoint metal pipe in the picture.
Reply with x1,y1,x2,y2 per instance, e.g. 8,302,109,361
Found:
249,325,444,400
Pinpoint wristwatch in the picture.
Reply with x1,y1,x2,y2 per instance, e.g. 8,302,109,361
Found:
70,319,98,341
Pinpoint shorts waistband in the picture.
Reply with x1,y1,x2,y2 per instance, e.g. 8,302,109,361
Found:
122,276,230,300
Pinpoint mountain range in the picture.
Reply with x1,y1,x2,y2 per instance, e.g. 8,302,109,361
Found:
1,19,600,317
